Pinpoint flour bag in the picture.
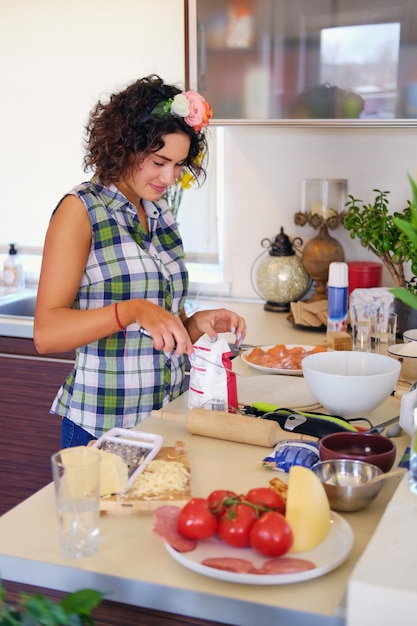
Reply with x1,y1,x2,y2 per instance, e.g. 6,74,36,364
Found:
188,335,238,412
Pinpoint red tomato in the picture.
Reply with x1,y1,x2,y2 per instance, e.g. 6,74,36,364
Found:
244,487,285,514
217,503,257,548
249,511,293,557
207,489,238,517
177,498,218,540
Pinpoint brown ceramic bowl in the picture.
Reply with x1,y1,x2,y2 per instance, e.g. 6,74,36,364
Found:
319,431,396,473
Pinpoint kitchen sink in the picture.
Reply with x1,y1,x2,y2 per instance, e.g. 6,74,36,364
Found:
0,293,198,319
0,291,37,317
0,291,198,340
0,290,37,339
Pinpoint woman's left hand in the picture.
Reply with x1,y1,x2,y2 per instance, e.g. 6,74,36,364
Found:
184,308,247,346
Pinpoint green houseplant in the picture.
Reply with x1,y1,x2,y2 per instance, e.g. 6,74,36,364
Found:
343,178,417,292
392,174,417,309
343,174,417,330
0,583,103,625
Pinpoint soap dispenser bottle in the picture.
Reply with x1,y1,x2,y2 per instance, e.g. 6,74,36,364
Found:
3,243,25,288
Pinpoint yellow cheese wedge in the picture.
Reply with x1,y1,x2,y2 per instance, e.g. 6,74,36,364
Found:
96,449,128,496
285,465,331,553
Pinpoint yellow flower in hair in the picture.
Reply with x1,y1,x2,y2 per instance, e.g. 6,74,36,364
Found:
163,150,205,219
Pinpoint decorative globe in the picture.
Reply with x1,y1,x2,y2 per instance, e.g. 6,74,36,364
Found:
255,228,309,312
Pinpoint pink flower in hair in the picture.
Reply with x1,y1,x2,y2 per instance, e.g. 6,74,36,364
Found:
152,90,212,131
182,91,212,131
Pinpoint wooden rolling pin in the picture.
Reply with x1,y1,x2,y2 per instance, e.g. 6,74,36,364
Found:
151,407,317,447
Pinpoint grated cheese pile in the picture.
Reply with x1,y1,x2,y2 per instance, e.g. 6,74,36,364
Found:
128,460,189,499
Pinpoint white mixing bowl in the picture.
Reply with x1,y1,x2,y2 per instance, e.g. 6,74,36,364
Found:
302,351,401,417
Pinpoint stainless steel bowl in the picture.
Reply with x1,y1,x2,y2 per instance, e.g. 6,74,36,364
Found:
311,459,384,512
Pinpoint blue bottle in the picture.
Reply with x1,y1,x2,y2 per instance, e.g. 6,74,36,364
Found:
327,262,348,332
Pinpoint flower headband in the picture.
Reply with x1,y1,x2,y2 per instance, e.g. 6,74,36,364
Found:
151,90,213,132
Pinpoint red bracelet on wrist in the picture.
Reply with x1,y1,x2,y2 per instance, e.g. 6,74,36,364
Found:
114,303,125,331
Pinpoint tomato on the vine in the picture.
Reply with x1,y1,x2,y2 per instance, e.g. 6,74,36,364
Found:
177,498,218,540
217,503,257,548
249,511,293,557
244,487,285,514
207,489,238,517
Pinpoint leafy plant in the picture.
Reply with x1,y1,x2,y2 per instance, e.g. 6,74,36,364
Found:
0,583,103,625
343,181,417,292
391,174,417,310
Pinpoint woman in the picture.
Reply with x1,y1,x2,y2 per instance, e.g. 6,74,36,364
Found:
34,75,246,448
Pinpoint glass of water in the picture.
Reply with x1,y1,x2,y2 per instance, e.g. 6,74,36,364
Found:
351,304,379,352
370,310,398,355
51,447,101,558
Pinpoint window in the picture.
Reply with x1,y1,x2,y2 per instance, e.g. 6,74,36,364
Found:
320,23,401,119
178,128,227,294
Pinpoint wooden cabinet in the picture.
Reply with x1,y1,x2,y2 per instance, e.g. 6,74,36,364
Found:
0,336,74,515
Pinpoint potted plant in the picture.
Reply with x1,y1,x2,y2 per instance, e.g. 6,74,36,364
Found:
343,174,417,332
0,582,103,625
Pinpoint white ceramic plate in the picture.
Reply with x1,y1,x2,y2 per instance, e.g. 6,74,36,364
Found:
165,512,353,585
241,344,326,376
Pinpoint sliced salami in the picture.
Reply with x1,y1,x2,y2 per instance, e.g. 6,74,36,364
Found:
153,505,197,553
201,557,255,573
260,556,315,574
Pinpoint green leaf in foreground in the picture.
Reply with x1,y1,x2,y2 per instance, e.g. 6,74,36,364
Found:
391,286,417,310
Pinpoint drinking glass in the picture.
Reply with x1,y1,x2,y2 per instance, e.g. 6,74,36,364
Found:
370,311,397,355
51,447,101,558
351,304,379,352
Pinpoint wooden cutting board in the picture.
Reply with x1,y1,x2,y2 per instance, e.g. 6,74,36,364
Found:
100,440,191,514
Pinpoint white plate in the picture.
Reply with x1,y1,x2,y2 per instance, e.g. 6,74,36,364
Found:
165,512,353,585
241,344,326,376
237,375,320,410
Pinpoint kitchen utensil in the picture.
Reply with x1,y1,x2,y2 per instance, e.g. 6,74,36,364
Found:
236,375,321,411
368,415,400,434
93,428,163,493
302,350,401,417
364,467,405,486
244,404,359,438
99,441,191,513
311,459,385,512
151,407,317,447
388,342,417,384
241,344,327,375
164,512,353,585
319,431,396,473
386,423,403,438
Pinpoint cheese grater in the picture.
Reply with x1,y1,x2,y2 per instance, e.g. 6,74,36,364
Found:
93,427,163,494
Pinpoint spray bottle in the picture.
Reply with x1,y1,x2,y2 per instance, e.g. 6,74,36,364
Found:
3,243,25,289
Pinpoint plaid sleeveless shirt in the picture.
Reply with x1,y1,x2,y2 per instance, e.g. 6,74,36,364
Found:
51,178,188,437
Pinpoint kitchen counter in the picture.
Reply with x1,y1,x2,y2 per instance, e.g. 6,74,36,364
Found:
0,302,414,625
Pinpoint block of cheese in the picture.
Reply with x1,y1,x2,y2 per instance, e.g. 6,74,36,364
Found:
96,449,128,496
285,466,331,553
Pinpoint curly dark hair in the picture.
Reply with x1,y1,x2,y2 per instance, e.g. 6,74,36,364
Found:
83,75,208,186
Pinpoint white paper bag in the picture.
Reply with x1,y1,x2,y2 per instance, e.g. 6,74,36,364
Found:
188,335,238,412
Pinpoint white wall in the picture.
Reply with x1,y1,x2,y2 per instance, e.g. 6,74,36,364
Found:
219,124,417,299
1,1,417,301
0,0,185,248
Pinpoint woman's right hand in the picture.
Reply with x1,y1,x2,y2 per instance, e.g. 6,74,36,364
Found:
119,299,195,356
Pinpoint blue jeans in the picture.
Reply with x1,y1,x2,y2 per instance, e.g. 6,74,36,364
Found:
61,416,97,448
